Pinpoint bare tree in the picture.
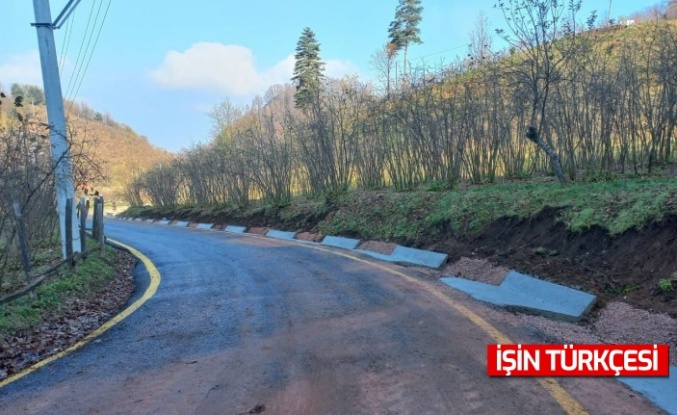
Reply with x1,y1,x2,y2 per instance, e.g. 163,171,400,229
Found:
495,0,586,184
207,99,245,144
131,14,677,207
370,43,399,98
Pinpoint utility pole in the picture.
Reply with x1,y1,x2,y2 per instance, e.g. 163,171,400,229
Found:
32,0,82,258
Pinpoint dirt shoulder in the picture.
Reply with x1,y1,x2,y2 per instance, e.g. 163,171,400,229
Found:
0,250,136,380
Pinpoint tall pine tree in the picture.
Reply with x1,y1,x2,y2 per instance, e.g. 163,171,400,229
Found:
292,27,325,110
388,0,423,76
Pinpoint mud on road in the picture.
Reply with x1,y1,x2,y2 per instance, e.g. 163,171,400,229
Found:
0,220,666,415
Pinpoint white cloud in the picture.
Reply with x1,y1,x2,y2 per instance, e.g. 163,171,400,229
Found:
0,51,43,86
325,59,361,79
149,42,360,97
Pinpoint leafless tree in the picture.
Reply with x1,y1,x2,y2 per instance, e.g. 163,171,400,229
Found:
495,0,587,184
370,43,399,98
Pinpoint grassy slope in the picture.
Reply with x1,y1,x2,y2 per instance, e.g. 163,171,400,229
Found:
0,244,119,335
123,176,677,243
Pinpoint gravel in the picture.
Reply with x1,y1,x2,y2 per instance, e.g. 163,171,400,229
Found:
358,240,397,255
443,257,509,285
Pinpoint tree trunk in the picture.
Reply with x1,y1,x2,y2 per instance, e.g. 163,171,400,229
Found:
526,127,568,185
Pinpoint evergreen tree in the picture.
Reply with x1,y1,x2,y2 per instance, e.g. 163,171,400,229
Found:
388,0,424,76
25,85,45,106
291,27,325,110
10,83,24,99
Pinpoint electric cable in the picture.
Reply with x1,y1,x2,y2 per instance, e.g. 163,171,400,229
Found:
64,0,96,101
69,0,112,105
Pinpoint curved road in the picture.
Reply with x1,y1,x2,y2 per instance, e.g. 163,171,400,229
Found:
0,220,663,415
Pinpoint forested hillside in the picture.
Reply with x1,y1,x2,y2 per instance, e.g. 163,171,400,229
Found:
0,86,171,204
122,6,677,318
128,6,677,209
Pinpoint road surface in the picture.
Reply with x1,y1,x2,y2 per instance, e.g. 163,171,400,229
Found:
0,220,663,415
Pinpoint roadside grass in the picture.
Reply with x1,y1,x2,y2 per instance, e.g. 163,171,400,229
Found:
122,176,677,241
0,242,118,336
424,177,677,237
0,236,61,295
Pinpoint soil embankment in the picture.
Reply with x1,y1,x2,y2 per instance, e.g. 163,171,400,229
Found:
127,204,677,318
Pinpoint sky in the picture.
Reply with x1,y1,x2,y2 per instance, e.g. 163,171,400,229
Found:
1,0,655,152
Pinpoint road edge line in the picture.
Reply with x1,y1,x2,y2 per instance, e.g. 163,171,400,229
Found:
261,237,591,415
0,238,161,389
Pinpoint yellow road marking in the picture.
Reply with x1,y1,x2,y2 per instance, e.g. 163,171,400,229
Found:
1,227,589,415
278,239,590,415
0,239,161,389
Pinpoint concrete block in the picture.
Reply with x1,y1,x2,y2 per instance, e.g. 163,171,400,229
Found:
157,220,170,225
501,271,597,320
441,277,508,303
391,246,448,269
225,225,247,234
441,271,597,322
618,367,677,415
322,236,360,250
174,221,189,227
355,250,395,262
355,245,447,269
196,223,213,230
266,229,297,240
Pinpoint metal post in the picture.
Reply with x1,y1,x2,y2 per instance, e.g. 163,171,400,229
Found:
32,0,80,258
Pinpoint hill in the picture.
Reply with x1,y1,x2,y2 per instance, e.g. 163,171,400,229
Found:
120,12,677,320
0,87,172,205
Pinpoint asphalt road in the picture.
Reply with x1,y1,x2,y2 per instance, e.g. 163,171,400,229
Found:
0,220,664,415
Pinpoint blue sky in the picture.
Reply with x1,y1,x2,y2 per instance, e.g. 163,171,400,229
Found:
1,0,654,152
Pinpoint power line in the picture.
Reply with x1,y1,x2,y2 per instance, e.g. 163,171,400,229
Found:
66,0,104,102
69,0,112,105
58,8,75,76
64,0,96,101
415,44,467,61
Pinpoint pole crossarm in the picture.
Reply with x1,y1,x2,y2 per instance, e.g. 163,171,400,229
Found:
31,0,82,29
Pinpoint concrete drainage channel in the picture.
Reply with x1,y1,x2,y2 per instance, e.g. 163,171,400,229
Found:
124,216,676,415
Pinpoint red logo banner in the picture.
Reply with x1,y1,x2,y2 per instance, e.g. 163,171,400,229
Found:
487,344,670,377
